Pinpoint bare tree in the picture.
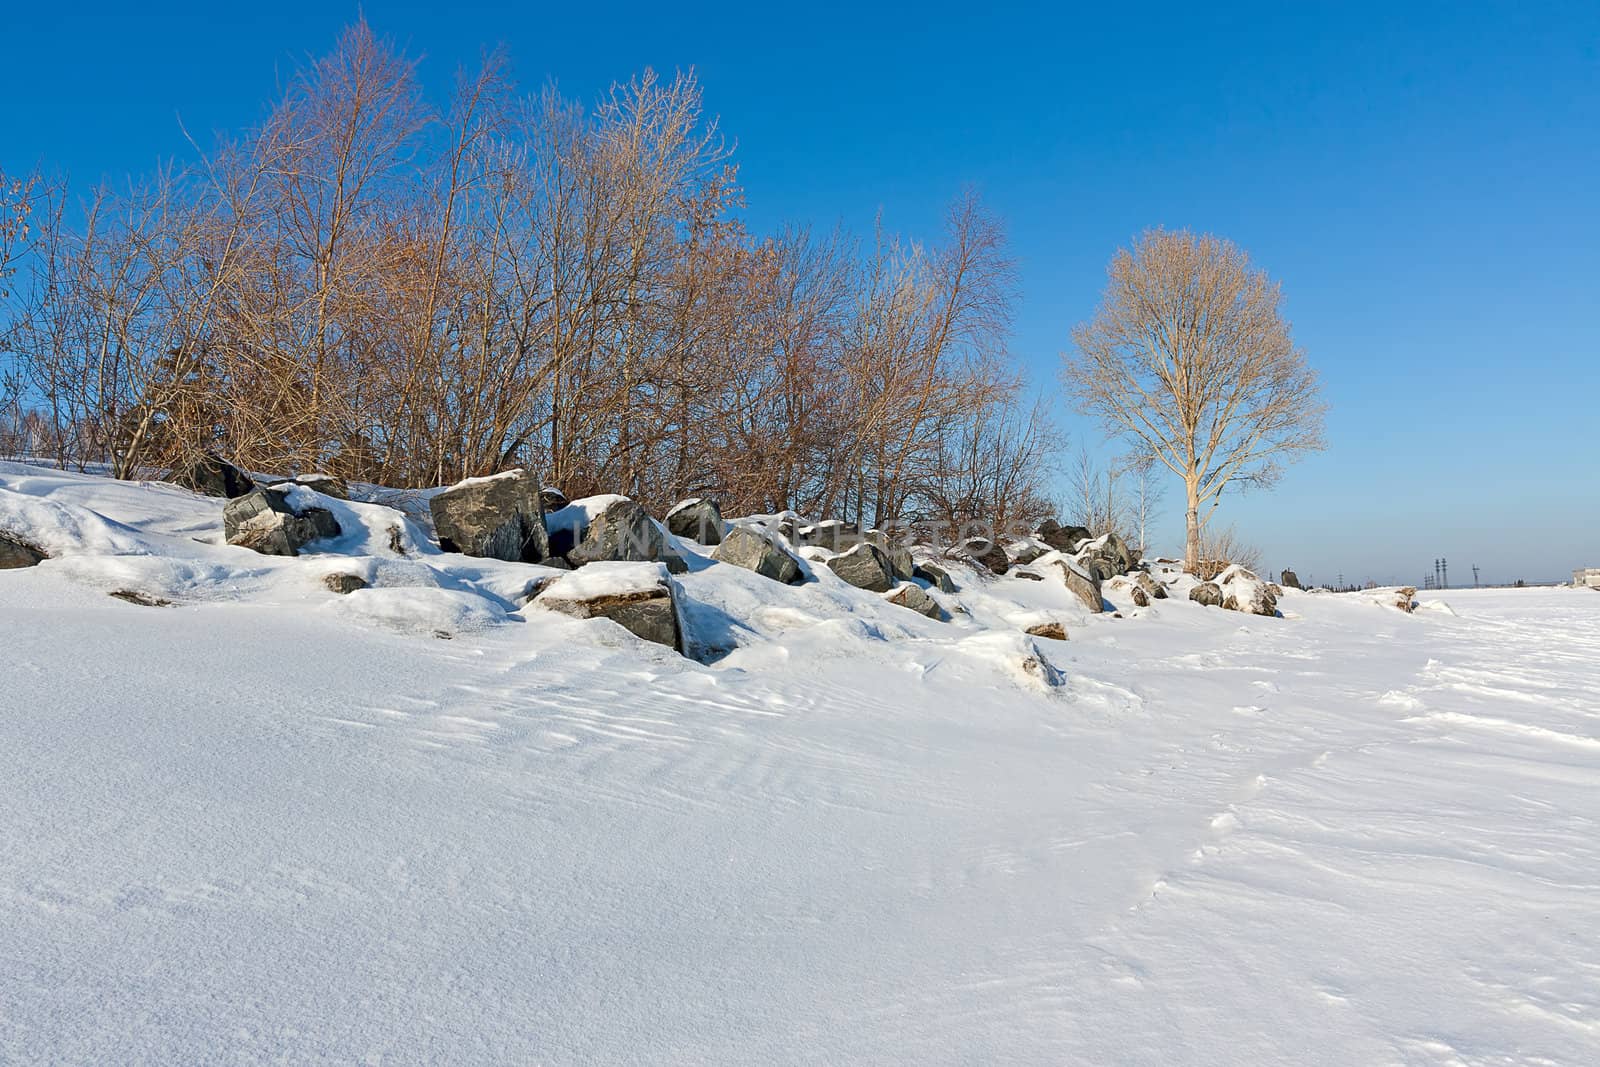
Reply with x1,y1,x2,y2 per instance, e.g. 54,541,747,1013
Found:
1065,228,1325,572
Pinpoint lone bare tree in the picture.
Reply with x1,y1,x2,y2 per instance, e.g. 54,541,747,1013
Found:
1065,228,1325,572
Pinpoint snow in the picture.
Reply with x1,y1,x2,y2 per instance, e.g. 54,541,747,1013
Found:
3,461,1599,1064
543,493,631,539
537,559,670,600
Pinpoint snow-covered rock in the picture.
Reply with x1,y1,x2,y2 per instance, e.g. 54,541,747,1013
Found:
565,497,688,574
167,453,255,498
533,560,684,651
428,468,551,563
224,487,341,557
711,523,803,584
885,582,942,620
665,497,725,546
825,542,896,592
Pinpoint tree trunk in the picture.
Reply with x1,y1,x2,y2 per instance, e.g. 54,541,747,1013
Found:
1184,479,1201,573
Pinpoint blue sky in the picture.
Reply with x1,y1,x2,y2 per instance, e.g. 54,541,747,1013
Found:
4,1,1596,584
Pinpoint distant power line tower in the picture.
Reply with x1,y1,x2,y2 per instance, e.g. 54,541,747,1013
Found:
1472,564,1479,588
1442,558,1448,590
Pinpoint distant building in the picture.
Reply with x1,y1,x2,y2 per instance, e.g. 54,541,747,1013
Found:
1574,568,1600,589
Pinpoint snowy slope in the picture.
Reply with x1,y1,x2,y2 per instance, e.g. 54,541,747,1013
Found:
2,463,1598,1064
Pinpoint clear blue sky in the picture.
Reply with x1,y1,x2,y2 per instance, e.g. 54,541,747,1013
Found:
4,1,1596,585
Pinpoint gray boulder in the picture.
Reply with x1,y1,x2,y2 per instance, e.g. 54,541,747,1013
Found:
799,519,859,552
1134,572,1167,600
1025,621,1067,641
962,537,1010,575
1189,582,1224,607
1038,519,1093,554
1076,531,1138,579
1007,539,1048,566
885,582,942,619
1217,565,1278,617
429,469,551,563
568,498,688,574
913,560,956,593
169,453,255,499
1280,569,1302,590
1049,557,1105,613
224,487,340,557
540,487,570,512
864,530,914,580
665,498,724,546
0,532,47,569
712,524,804,584
826,542,896,592
535,563,684,652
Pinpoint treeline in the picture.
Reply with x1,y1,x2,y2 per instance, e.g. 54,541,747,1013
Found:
0,21,1055,533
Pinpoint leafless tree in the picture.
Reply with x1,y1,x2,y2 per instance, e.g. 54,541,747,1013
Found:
1065,228,1325,572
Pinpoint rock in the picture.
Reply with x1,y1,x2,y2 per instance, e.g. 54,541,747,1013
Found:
962,537,1010,575
568,498,687,574
1038,519,1093,554
1020,640,1068,688
386,525,408,555
1395,586,1417,614
1075,531,1137,579
0,532,47,569
1025,621,1067,641
826,542,896,592
108,589,171,607
169,453,255,499
323,573,368,595
278,473,349,500
885,582,942,619
1134,572,1167,600
224,487,340,557
1189,581,1224,607
1012,570,1044,581
712,524,804,584
913,561,956,593
1217,564,1278,617
1047,557,1104,613
1280,569,1303,590
799,519,859,551
540,487,569,512
665,498,724,545
1007,538,1049,566
1267,583,1283,597
534,562,684,652
864,530,915,580
1131,585,1150,607
430,469,551,563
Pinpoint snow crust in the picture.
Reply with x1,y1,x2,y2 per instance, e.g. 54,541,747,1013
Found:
3,461,1599,1064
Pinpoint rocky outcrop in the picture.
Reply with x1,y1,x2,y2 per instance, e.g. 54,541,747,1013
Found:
430,469,550,563
224,487,340,557
1280,569,1302,590
885,582,942,619
534,562,684,652
1037,519,1092,555
826,542,896,592
665,498,725,546
1025,621,1067,641
1189,581,1224,607
169,454,255,499
0,532,47,569
1075,532,1138,580
712,524,804,584
567,498,688,574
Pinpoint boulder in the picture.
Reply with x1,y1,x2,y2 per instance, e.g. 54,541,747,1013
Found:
1047,557,1104,613
323,573,368,595
665,498,724,546
1189,581,1224,608
224,487,340,557
1075,531,1137,580
1025,621,1067,641
1280,569,1303,590
169,453,254,499
0,532,47,569
1131,585,1150,607
540,486,569,512
826,542,896,592
430,469,550,563
712,524,804,585
800,519,859,552
1007,538,1049,566
885,583,942,619
1217,565,1278,617
534,562,684,652
1012,570,1044,581
108,589,170,607
864,530,914,580
962,537,1010,575
1134,572,1167,600
567,498,688,574
1038,519,1093,555
913,560,956,593
278,473,349,500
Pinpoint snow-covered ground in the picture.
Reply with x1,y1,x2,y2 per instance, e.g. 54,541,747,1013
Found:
3,463,1598,1065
